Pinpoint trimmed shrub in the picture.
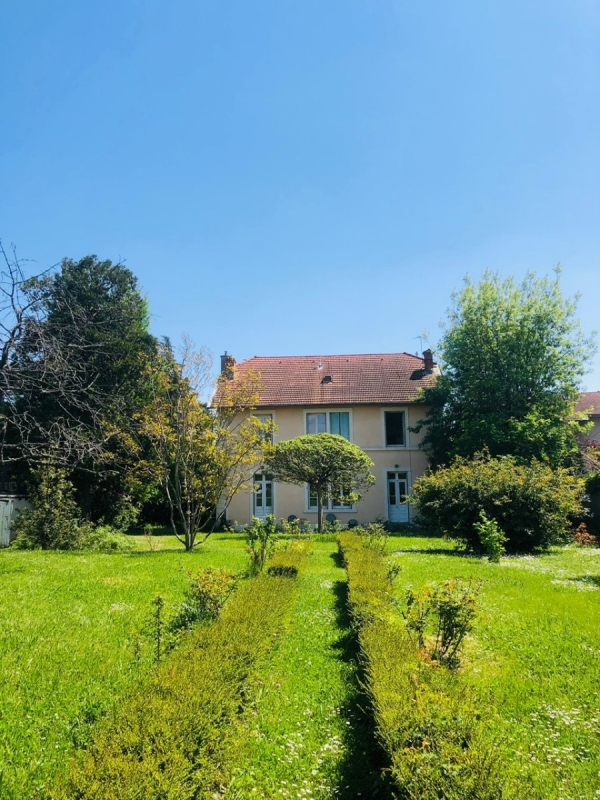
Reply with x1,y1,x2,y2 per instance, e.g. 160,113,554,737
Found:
245,514,278,574
52,540,310,799
411,453,584,553
338,532,506,800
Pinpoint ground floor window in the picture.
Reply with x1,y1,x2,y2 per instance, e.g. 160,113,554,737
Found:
307,484,353,511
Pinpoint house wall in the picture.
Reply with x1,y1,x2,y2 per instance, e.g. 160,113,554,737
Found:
226,403,430,527
588,418,600,442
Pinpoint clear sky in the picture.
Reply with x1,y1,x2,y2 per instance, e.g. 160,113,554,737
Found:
2,1,599,388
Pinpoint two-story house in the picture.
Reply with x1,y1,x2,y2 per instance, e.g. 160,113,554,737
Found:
223,351,438,527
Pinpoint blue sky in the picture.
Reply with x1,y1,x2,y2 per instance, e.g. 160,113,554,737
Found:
2,1,599,388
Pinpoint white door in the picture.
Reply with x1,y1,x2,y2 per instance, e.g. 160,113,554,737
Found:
253,473,273,519
387,471,409,523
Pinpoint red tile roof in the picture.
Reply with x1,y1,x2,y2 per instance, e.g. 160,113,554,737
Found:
230,353,438,407
576,391,600,416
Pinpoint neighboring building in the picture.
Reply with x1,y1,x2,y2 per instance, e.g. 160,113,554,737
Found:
223,351,438,527
0,495,29,547
575,391,600,445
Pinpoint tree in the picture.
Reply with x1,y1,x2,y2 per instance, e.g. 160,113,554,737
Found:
415,269,596,468
136,339,271,550
4,253,158,520
264,433,375,532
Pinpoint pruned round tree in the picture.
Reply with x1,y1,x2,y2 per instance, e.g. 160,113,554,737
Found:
264,433,375,532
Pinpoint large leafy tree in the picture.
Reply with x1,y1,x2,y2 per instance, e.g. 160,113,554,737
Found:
136,339,271,550
416,270,596,467
6,254,158,519
265,433,375,532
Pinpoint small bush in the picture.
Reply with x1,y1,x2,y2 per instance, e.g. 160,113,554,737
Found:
83,525,134,553
357,522,389,554
171,567,238,632
12,466,91,550
412,452,584,553
245,514,279,574
572,523,597,547
473,511,506,562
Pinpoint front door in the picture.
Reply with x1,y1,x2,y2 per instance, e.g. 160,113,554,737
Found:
387,471,409,523
253,473,273,519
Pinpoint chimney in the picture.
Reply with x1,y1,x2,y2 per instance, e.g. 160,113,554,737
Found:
220,351,236,380
423,349,434,372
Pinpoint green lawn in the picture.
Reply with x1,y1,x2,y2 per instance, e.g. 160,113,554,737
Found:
387,534,600,799
0,534,248,800
227,539,390,799
1,532,599,799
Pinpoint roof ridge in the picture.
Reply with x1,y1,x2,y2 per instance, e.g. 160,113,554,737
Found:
240,352,427,363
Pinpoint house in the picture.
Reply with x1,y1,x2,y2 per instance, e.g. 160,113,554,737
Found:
223,350,438,527
576,392,600,443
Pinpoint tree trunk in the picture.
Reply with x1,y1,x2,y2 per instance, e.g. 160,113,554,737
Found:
316,488,323,533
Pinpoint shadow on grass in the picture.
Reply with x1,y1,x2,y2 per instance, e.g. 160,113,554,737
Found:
329,551,395,799
570,575,600,587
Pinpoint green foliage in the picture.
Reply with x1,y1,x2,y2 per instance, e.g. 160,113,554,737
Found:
245,514,278,574
265,433,375,532
357,521,388,554
52,541,310,799
82,525,134,553
473,511,507,561
405,578,480,668
338,532,503,799
170,567,238,631
412,453,584,553
415,270,595,468
12,466,91,550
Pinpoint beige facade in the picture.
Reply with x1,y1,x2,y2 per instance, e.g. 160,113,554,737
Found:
226,403,430,527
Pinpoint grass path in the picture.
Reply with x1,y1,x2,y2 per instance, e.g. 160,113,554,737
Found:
227,539,392,799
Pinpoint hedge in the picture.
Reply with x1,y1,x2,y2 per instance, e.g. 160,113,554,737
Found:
411,453,584,553
51,540,310,799
338,532,505,800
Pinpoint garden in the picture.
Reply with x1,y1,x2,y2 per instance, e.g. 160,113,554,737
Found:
1,522,599,799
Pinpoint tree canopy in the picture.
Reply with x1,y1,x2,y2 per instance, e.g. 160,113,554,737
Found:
415,270,596,468
265,433,375,532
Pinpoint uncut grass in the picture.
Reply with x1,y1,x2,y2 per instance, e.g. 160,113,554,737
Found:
227,539,392,799
387,534,600,799
0,533,248,800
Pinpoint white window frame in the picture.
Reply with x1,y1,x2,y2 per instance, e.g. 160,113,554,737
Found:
251,471,275,518
305,483,355,513
305,409,353,441
382,408,407,448
384,467,411,521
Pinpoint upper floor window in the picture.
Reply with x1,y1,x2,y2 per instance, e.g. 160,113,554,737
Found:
254,413,273,444
384,411,405,447
306,411,350,440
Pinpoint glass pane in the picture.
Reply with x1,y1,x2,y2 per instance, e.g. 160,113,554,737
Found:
399,481,407,503
255,486,263,508
388,481,397,505
332,485,352,509
330,412,350,440
308,484,318,509
265,481,272,507
385,412,405,446
307,413,327,434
